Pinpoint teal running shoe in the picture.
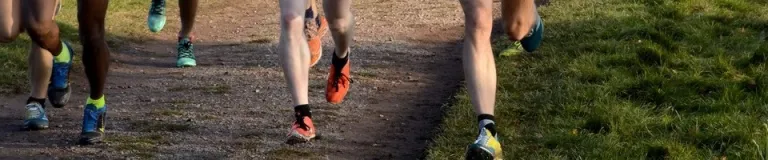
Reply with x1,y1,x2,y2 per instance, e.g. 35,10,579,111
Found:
465,122,503,160
520,12,544,52
147,0,167,33
78,104,106,145
176,37,197,67
23,102,49,130
48,42,74,108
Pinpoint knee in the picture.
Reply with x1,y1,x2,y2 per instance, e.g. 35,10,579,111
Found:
0,30,19,43
464,15,493,39
80,31,105,45
280,12,304,31
504,20,530,41
24,20,55,37
327,16,351,33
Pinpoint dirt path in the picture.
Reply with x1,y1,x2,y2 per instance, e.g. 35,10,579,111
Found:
0,0,468,159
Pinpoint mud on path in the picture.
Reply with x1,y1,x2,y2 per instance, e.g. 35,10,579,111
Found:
0,0,470,159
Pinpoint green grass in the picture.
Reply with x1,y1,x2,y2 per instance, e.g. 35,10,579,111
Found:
0,0,170,93
107,134,170,159
428,0,768,159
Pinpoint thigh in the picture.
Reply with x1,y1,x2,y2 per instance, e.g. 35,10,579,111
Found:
321,0,351,18
280,0,307,16
21,0,57,26
77,0,108,35
0,0,21,38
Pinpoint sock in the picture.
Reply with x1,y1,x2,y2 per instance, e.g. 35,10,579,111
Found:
478,114,497,136
26,97,46,106
304,8,315,19
331,52,348,68
178,35,194,41
86,95,106,109
53,41,71,63
294,104,312,120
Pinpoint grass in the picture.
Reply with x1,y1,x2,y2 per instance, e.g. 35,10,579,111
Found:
428,0,768,159
0,0,174,93
107,134,170,159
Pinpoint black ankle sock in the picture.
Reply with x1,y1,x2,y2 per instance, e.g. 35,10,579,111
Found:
304,8,315,18
331,52,348,68
294,105,312,120
478,114,497,136
26,97,46,106
477,114,495,122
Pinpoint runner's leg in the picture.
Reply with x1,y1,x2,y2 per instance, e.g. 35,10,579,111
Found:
77,0,110,145
175,0,198,67
322,0,353,104
460,0,504,158
279,0,310,106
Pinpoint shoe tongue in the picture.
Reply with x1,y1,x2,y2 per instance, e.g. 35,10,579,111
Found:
479,120,497,136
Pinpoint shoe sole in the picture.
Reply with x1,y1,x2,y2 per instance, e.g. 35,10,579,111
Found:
177,64,197,68
308,16,328,67
22,124,49,131
287,132,316,144
465,144,498,160
48,85,71,108
78,134,104,145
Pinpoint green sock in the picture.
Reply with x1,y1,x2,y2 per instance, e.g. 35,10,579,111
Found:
86,95,106,109
53,41,71,63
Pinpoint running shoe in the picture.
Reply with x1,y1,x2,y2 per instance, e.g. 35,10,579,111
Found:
79,104,106,145
465,128,503,160
305,8,328,67
147,0,167,33
325,53,351,104
48,42,73,108
176,37,197,67
288,116,316,143
22,102,49,130
519,12,544,52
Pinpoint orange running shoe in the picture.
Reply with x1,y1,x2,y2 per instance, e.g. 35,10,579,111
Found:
326,53,351,104
288,116,316,143
305,14,328,67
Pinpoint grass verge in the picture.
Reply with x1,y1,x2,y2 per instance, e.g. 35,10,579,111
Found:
428,0,768,159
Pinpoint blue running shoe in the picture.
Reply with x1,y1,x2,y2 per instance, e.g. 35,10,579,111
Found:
48,42,73,108
520,12,544,53
147,0,167,33
176,37,197,67
23,102,49,130
79,104,106,145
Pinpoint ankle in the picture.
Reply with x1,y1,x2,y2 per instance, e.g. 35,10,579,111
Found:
27,97,46,106
294,104,312,120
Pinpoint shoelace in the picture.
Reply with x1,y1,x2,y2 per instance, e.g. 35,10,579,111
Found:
331,70,352,92
26,105,42,119
82,108,100,131
51,64,69,83
150,0,165,15
294,115,311,131
177,40,194,59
